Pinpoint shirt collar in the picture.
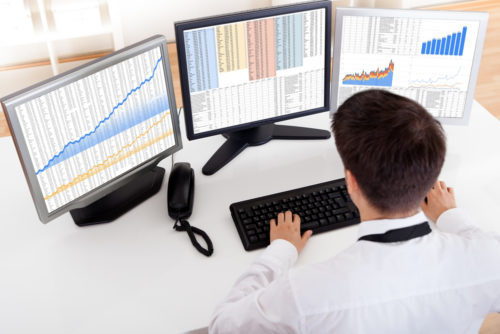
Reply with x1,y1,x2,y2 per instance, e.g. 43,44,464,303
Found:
357,211,428,239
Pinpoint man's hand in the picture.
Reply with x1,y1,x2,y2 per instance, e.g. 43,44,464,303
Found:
270,211,313,254
421,180,457,222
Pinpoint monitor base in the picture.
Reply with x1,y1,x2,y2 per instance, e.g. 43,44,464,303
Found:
202,124,331,175
70,166,165,226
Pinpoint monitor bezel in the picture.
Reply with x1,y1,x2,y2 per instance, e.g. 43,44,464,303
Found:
175,0,332,140
330,7,489,126
1,35,183,223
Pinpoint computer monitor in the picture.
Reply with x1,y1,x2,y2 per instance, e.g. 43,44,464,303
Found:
330,8,488,125
175,0,332,175
1,35,182,225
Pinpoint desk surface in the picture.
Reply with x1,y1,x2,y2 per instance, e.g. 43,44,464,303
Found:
0,101,499,333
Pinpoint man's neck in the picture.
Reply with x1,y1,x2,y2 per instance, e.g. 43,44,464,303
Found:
360,207,419,222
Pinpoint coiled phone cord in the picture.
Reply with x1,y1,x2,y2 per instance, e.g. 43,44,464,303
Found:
173,218,214,257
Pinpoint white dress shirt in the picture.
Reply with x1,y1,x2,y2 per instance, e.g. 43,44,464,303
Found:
209,208,500,333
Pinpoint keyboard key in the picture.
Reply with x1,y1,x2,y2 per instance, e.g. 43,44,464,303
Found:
335,197,346,207
303,221,319,230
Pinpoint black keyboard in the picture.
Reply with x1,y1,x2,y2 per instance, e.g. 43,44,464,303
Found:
230,178,360,251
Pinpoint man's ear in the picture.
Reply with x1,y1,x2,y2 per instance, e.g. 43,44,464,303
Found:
345,169,359,193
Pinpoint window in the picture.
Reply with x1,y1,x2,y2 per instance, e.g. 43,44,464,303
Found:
0,0,123,75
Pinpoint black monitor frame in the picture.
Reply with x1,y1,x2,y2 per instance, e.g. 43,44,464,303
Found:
175,0,332,141
1,35,183,224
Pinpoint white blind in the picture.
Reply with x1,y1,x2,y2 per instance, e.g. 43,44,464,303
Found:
0,0,123,75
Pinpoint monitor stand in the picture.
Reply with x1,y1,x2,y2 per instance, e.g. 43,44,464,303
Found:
202,124,331,175
70,166,165,226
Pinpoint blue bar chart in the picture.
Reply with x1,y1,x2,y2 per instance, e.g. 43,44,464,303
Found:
421,26,467,56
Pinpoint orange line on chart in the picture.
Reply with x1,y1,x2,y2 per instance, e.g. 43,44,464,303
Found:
44,112,172,200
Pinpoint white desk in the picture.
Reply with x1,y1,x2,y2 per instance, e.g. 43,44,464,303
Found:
1,101,499,334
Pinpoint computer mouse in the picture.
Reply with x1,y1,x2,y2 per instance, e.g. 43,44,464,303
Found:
167,162,195,220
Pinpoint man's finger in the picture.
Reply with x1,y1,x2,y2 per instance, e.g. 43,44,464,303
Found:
447,187,454,194
285,210,292,223
301,230,313,243
293,214,301,225
277,212,284,224
270,219,277,231
439,180,446,190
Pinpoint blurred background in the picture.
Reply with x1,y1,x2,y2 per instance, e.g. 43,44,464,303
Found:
1,0,498,138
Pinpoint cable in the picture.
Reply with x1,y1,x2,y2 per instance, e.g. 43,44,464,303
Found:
173,218,214,257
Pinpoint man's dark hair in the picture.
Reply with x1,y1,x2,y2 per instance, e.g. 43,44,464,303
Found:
332,89,446,214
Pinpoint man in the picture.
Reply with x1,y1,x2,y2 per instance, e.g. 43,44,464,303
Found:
208,90,500,333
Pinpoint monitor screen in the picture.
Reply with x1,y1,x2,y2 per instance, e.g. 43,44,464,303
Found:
176,2,331,139
2,35,182,222
331,8,488,125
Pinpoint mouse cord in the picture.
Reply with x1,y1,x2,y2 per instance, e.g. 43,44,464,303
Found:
173,218,214,257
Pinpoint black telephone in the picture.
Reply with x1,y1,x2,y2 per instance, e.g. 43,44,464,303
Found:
167,162,213,257
167,162,194,219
